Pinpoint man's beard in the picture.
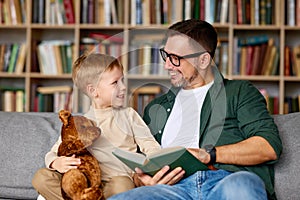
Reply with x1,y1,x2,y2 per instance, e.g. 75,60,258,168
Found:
172,69,199,88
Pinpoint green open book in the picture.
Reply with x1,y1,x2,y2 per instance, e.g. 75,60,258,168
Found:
112,146,209,177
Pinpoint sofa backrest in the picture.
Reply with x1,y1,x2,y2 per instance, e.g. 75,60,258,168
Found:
0,111,299,199
0,112,61,199
273,112,300,200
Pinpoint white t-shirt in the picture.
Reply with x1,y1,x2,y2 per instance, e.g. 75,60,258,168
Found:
161,81,214,148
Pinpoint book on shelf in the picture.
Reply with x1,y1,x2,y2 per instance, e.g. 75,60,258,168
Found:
297,0,300,26
37,40,73,75
15,43,26,74
80,0,122,25
220,0,229,24
238,35,269,47
0,45,6,71
3,44,12,72
33,0,75,25
38,0,45,24
259,0,267,25
89,32,123,44
112,146,209,177
287,0,295,26
259,89,279,114
129,0,228,25
292,45,300,77
0,88,25,112
110,0,118,24
236,36,277,76
236,0,275,25
15,90,24,112
0,43,26,73
130,86,162,115
3,90,14,112
215,40,229,75
284,96,300,114
0,0,24,25
284,46,291,76
35,85,73,112
63,0,75,23
263,45,278,76
10,0,23,24
7,43,19,73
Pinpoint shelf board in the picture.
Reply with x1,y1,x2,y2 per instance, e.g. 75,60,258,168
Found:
283,76,300,81
232,24,281,30
0,24,27,29
29,73,72,79
127,74,169,80
0,73,26,78
30,24,76,29
79,24,126,29
231,75,280,81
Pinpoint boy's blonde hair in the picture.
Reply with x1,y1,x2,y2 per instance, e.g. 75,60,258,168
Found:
72,53,123,96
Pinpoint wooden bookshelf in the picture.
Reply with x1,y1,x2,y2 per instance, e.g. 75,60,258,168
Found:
0,0,300,114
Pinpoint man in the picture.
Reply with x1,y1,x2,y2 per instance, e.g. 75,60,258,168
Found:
109,19,282,200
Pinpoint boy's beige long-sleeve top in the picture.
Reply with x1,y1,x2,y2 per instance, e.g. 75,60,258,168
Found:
45,106,161,181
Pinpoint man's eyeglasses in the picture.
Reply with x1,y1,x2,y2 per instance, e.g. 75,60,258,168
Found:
159,48,207,67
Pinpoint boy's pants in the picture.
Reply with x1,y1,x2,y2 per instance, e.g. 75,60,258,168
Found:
32,168,135,200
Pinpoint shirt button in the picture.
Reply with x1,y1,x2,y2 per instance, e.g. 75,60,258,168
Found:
167,108,171,112
158,130,162,134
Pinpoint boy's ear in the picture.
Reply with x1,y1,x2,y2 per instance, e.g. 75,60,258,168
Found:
86,84,97,97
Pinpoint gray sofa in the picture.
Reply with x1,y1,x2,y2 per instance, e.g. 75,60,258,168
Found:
0,111,299,199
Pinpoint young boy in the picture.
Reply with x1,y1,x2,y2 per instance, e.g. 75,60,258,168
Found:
32,53,161,199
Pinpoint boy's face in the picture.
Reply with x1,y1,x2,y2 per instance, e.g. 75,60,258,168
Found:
93,66,126,109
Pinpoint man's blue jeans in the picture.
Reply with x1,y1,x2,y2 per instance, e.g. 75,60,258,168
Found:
108,170,267,200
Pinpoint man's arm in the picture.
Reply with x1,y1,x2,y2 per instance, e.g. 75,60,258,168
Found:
215,136,277,165
188,136,277,165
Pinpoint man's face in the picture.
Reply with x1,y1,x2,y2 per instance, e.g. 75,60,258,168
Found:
163,35,202,89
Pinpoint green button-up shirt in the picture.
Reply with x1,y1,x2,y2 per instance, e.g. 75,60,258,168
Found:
143,67,282,200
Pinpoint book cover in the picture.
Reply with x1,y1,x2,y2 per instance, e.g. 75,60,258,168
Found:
297,0,300,26
112,146,209,177
292,46,300,77
7,43,19,73
15,43,26,74
220,0,228,24
63,0,75,24
250,45,261,75
0,44,6,71
261,38,275,75
264,45,277,75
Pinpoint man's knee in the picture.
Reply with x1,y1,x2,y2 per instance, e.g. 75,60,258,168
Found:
219,171,267,199
208,171,267,200
223,171,265,188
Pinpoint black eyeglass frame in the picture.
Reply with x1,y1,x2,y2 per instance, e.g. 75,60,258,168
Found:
159,48,208,67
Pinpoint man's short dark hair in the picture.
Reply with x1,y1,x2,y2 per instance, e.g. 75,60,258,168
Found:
167,19,218,58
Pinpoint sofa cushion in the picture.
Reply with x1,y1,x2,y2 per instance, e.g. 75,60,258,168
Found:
273,112,300,200
0,112,61,199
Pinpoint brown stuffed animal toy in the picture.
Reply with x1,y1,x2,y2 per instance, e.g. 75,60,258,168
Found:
57,110,103,200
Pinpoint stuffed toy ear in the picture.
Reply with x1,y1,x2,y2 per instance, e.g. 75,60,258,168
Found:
59,110,71,126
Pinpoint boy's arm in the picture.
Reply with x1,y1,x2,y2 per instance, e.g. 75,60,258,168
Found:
45,136,61,169
128,107,161,154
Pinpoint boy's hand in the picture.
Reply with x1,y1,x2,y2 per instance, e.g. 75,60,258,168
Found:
134,166,185,186
50,154,81,173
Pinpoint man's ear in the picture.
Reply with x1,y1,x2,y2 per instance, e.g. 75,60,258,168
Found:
86,84,97,98
198,52,211,70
